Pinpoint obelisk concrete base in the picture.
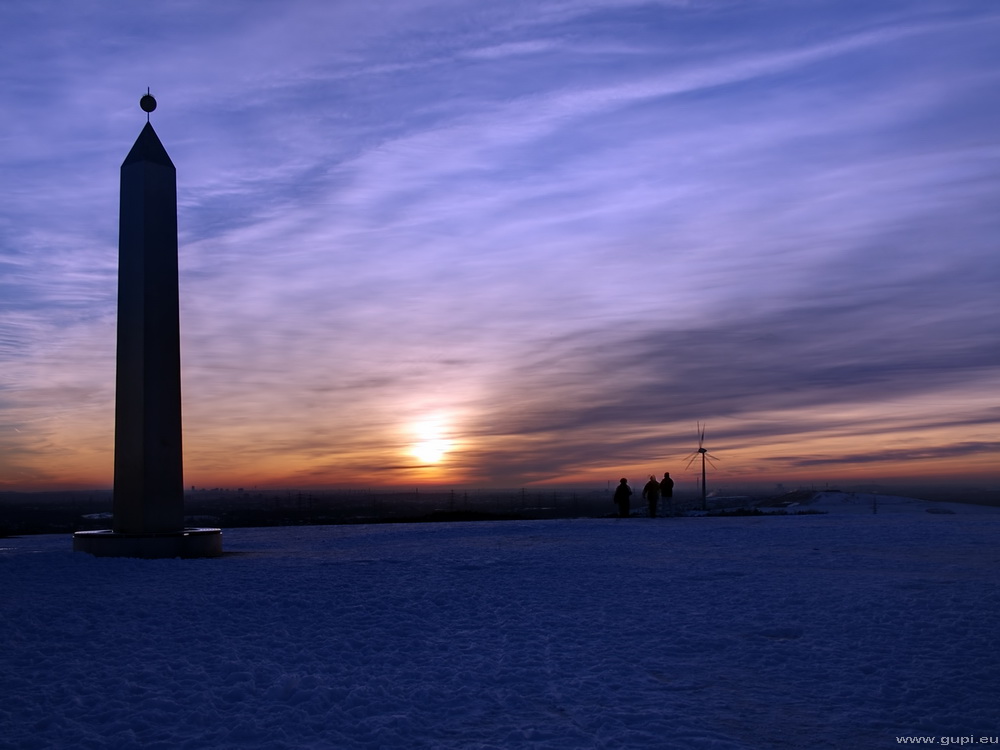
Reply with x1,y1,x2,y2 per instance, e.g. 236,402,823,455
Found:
73,528,223,559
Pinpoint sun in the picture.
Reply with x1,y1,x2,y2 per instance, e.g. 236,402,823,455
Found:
409,419,453,465
412,438,450,464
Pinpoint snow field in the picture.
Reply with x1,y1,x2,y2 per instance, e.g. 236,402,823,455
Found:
2,511,999,749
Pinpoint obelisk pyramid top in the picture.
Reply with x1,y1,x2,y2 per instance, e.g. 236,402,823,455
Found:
122,122,174,169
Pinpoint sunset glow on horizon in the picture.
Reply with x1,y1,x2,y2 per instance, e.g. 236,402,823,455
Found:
2,2,999,492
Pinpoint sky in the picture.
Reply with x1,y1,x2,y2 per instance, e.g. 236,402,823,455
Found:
1,0,999,492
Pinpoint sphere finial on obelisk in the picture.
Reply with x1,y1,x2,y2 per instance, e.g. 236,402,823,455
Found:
139,88,157,122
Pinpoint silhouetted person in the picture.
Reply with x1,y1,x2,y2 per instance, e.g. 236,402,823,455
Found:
661,472,674,516
642,475,660,518
613,478,632,518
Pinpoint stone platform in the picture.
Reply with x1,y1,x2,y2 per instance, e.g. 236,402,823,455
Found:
73,528,223,559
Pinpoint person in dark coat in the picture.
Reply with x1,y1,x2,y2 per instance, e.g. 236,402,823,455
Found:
661,472,674,516
642,475,661,518
613,478,632,518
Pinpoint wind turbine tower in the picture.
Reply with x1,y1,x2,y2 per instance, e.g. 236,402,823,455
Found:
686,422,719,511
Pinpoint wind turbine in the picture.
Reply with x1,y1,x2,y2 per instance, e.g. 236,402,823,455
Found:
685,422,719,510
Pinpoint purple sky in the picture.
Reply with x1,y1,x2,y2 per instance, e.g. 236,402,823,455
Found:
2,1,999,491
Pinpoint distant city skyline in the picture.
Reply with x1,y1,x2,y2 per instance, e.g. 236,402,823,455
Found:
2,1,998,491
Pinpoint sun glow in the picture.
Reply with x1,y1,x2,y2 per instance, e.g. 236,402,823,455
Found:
410,418,453,465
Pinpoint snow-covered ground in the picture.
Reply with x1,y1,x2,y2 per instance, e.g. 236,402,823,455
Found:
3,499,999,749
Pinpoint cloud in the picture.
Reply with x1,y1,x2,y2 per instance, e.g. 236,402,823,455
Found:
776,441,1000,469
453,267,1000,482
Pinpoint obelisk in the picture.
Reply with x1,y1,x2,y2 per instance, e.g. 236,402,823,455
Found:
113,97,184,534
74,93,221,558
